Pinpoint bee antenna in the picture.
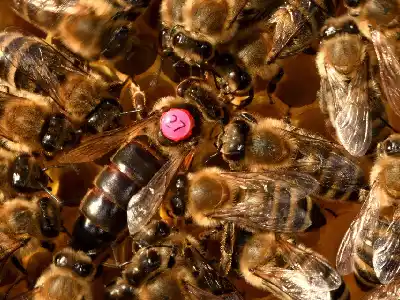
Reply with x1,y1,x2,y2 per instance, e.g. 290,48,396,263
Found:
42,163,80,175
118,108,144,116
38,182,63,206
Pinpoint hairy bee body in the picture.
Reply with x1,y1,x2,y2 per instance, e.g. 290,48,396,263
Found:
182,167,326,231
11,0,146,61
0,32,124,133
219,116,365,202
317,16,391,156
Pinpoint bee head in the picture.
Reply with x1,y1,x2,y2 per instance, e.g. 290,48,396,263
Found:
85,98,123,133
54,248,95,278
321,19,360,39
102,25,132,59
378,136,400,157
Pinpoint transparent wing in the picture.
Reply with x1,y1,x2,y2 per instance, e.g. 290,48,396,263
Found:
127,148,195,236
207,176,314,233
280,126,366,192
362,279,400,300
326,60,371,156
49,115,158,165
253,267,333,300
373,208,400,284
276,237,342,291
218,170,320,199
336,187,380,275
371,30,400,116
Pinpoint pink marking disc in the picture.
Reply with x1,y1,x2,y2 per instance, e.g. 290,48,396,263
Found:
160,108,195,142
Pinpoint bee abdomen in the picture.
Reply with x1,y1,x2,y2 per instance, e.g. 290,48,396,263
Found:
353,239,380,290
330,281,350,300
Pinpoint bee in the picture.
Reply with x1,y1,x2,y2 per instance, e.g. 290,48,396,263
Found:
316,16,392,156
216,112,366,202
0,195,61,285
105,231,243,299
0,31,142,137
53,82,226,255
160,0,255,106
13,248,96,300
343,0,400,118
337,134,400,287
10,0,150,63
260,0,339,64
165,166,326,234
0,91,78,157
235,231,349,300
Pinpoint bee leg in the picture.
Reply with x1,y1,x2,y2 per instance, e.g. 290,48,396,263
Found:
220,223,235,276
324,208,338,218
283,105,292,124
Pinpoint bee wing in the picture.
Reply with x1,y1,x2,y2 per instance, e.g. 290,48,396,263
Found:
371,30,400,116
281,128,366,192
252,267,333,300
276,237,342,291
362,279,400,300
0,232,27,283
127,148,195,236
50,115,158,165
372,208,400,284
336,187,380,275
207,182,313,233
219,170,320,199
266,4,316,63
184,244,241,298
184,281,243,300
0,29,87,112
325,59,371,156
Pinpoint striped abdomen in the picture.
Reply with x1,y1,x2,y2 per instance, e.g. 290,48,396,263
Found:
306,148,365,202
71,136,165,252
259,180,326,232
353,218,397,290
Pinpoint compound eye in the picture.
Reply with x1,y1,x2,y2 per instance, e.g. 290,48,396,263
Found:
160,108,195,142
142,250,161,273
345,0,361,7
54,254,69,267
343,21,359,34
198,42,213,60
73,262,93,277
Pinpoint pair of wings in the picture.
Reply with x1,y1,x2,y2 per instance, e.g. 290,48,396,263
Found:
371,30,400,120
0,29,88,116
253,237,343,300
336,183,400,284
319,51,372,157
204,170,320,232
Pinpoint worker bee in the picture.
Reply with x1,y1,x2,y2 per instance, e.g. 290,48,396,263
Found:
316,16,392,156
0,195,61,286
12,248,96,300
261,0,339,64
235,231,349,300
337,134,400,286
105,231,243,299
165,166,326,234
53,81,226,255
10,0,150,63
343,0,400,118
0,31,143,138
160,0,255,106
216,112,366,202
0,91,79,157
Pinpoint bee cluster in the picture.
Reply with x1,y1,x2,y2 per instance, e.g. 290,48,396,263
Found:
0,0,398,299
